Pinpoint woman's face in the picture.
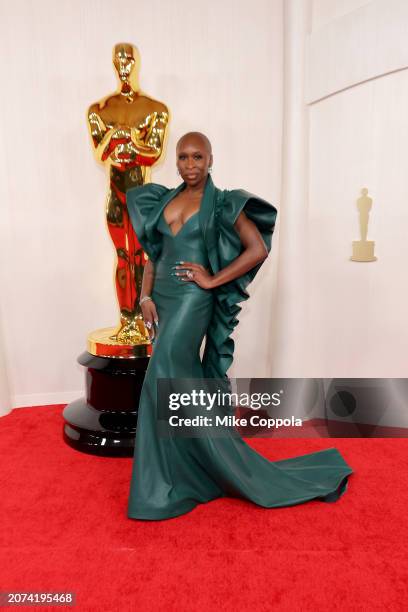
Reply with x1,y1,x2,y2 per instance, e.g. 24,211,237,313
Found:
176,137,212,188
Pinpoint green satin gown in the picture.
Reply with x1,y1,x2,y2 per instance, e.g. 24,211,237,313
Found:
126,175,353,520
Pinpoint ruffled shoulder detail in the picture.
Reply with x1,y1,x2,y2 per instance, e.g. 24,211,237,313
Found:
202,188,278,379
126,182,171,262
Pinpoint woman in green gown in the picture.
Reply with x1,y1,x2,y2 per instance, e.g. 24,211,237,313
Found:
126,131,353,520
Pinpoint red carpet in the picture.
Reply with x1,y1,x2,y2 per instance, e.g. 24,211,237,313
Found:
1,405,408,611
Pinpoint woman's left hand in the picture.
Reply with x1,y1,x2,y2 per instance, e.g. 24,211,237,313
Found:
174,261,214,290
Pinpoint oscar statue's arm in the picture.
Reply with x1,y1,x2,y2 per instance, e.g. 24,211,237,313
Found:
87,106,131,163
96,126,132,162
87,106,169,165
130,111,169,163
88,106,108,149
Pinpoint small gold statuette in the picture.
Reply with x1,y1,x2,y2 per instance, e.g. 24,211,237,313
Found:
86,43,170,357
350,188,377,262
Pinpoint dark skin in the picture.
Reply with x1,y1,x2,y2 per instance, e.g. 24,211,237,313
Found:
141,132,269,340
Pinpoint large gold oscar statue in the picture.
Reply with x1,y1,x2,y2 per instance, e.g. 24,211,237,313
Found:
87,42,169,357
63,44,169,456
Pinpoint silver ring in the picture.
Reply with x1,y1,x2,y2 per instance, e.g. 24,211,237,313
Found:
186,270,194,279
145,321,152,329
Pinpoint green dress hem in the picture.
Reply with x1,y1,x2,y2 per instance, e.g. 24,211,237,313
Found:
125,176,354,521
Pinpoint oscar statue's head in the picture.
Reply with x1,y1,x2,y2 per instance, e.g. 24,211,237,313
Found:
112,43,140,92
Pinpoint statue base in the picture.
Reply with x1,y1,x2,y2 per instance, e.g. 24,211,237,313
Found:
350,240,377,262
87,325,151,358
63,350,150,457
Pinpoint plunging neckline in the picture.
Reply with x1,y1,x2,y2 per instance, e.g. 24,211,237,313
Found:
162,183,204,238
162,209,199,238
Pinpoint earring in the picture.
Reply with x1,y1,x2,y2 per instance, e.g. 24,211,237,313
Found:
208,166,213,174
177,168,180,175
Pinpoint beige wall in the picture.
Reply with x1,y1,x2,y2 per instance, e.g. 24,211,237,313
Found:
306,0,408,378
271,0,408,389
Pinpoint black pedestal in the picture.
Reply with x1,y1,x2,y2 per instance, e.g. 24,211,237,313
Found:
63,351,149,457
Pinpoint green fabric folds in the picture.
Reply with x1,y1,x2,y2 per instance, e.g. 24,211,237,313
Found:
126,174,277,379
